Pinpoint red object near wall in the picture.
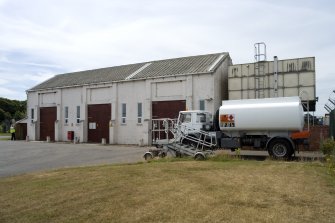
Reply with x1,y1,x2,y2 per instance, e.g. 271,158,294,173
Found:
67,131,74,140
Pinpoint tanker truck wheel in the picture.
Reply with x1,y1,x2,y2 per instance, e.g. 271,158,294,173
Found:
268,139,292,159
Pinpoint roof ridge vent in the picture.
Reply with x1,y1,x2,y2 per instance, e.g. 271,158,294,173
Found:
125,63,152,80
207,54,225,72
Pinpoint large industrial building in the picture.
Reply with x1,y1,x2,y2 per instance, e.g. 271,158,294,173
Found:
228,57,316,111
27,53,231,145
26,51,316,145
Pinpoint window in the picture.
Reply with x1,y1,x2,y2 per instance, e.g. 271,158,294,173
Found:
137,103,142,124
207,113,213,123
121,103,126,124
199,100,205,111
196,113,206,123
179,113,191,123
31,108,34,123
76,106,80,124
64,106,69,124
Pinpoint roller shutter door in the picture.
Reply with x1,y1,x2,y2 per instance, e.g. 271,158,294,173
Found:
152,100,186,119
152,100,186,140
88,104,111,143
40,107,57,141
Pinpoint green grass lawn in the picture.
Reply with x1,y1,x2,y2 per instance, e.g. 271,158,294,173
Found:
0,132,10,140
0,159,334,223
0,132,10,136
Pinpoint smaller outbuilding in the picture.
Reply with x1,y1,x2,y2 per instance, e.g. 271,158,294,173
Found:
15,118,28,140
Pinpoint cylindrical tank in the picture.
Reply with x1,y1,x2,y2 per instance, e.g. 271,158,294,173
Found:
219,96,304,132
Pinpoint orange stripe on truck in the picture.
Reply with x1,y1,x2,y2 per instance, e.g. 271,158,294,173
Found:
290,130,310,139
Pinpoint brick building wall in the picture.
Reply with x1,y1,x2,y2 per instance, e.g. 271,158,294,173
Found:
305,125,329,151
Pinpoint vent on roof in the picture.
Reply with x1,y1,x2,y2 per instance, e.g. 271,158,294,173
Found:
125,63,151,80
207,54,225,72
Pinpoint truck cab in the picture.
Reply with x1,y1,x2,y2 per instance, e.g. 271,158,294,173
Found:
177,111,213,134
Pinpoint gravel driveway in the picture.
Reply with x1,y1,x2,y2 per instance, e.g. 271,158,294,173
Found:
0,141,148,177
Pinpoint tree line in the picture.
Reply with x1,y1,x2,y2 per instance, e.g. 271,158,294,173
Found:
0,97,26,132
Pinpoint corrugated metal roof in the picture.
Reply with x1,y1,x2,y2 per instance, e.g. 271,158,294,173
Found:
29,63,146,91
29,52,228,91
131,53,227,79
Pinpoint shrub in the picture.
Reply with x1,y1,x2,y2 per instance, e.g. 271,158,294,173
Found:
320,138,335,176
320,138,335,156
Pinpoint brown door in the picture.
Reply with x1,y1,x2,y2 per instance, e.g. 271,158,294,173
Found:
152,100,186,119
88,104,111,143
16,123,27,140
21,123,27,140
40,107,57,141
152,100,186,139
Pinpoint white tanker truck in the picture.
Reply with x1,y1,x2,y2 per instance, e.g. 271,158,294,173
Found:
145,96,310,160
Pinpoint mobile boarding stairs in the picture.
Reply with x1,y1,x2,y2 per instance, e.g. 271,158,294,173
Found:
143,119,217,160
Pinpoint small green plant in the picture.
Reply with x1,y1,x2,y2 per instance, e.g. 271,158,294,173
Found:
235,148,241,158
321,138,335,156
209,153,234,162
326,155,335,176
320,138,335,176
209,151,242,162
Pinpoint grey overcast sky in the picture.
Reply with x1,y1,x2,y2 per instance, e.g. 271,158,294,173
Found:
0,0,334,115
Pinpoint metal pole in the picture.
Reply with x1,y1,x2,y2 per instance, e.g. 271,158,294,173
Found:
313,111,315,126
307,102,310,131
274,56,278,97
299,90,310,131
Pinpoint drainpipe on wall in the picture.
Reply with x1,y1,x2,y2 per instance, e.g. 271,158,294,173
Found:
274,56,278,97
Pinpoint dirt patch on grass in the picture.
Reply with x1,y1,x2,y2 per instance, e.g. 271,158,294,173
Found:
0,161,334,223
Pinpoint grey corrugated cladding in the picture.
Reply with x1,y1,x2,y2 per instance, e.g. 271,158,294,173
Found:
28,53,228,91
29,63,146,91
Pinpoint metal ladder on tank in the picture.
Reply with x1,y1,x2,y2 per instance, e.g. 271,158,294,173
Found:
254,42,267,99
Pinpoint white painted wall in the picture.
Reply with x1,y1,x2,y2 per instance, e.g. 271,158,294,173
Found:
60,87,87,142
213,56,231,111
27,92,38,141
115,80,148,145
192,74,214,111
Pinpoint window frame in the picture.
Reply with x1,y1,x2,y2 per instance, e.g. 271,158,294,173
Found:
121,103,126,124
76,106,80,124
180,113,192,123
31,108,34,123
64,106,69,124
196,113,206,123
137,102,142,124
199,100,205,111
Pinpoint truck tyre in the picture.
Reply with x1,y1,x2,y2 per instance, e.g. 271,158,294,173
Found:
194,153,205,161
268,139,292,159
144,152,153,161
